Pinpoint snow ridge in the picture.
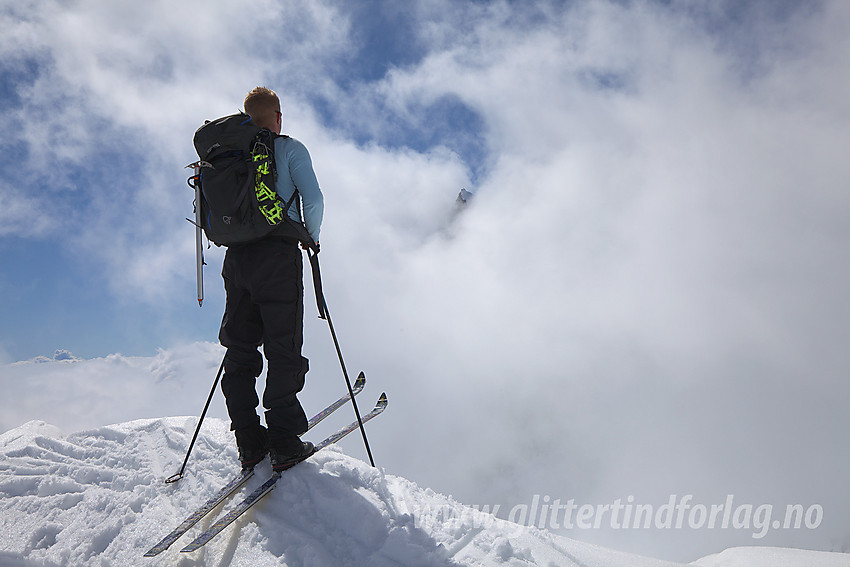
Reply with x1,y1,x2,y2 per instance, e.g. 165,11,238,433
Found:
0,418,847,567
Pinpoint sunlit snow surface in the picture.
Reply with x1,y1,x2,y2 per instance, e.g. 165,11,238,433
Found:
0,419,847,567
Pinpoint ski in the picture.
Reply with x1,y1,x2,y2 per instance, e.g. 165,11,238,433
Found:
143,372,367,557
144,469,253,557
305,372,366,430
180,392,388,553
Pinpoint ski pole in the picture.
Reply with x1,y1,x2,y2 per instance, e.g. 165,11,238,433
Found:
165,355,225,484
307,249,376,467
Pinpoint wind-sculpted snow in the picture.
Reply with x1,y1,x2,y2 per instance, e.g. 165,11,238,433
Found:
0,419,847,566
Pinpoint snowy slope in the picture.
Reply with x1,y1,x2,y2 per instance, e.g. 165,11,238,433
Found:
693,547,850,567
0,418,847,567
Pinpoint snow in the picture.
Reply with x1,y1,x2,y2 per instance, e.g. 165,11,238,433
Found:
0,418,847,567
693,547,850,567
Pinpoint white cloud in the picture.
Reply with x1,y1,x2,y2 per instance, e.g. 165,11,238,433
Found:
297,1,850,560
1,0,849,561
0,0,357,303
0,183,54,238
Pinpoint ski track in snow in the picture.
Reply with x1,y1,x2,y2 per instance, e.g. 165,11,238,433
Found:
1,418,848,567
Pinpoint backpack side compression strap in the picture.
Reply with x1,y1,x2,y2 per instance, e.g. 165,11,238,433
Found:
251,135,285,225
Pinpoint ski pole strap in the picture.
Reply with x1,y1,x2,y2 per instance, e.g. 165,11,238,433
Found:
308,249,327,320
304,250,376,467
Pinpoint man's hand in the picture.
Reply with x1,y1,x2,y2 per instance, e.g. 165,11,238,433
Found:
301,240,319,253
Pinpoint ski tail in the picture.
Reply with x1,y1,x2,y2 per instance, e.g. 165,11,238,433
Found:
143,469,253,557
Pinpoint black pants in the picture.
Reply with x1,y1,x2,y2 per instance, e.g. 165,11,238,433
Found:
219,238,308,442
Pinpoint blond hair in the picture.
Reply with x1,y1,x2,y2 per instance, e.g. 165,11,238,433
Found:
244,87,280,130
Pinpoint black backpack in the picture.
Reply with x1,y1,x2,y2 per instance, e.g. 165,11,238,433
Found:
188,113,310,247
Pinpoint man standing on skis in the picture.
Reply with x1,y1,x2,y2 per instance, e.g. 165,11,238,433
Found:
219,86,324,472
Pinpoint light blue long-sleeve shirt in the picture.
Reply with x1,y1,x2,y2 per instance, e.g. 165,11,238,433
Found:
274,135,324,243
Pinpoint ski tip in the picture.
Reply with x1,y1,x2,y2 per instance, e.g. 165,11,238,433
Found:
354,371,366,389
376,392,388,408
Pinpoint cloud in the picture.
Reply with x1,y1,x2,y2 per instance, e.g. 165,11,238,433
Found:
297,0,850,560
1,0,849,561
0,183,54,238
0,0,354,303
0,343,227,435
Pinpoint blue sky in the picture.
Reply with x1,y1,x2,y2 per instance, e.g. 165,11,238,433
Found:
2,0,850,561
